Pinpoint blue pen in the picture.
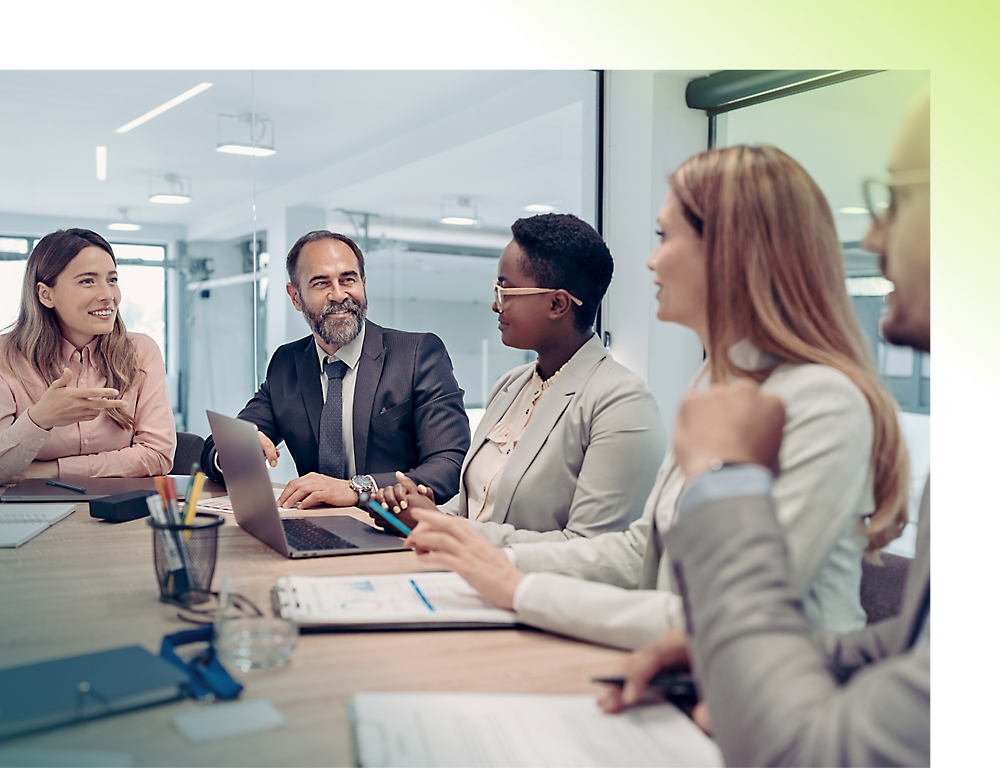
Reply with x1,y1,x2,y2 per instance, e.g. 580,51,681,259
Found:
361,495,413,536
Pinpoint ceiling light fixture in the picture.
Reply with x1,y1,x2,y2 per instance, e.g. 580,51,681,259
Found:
216,114,277,157
96,146,107,181
108,207,142,231
523,204,555,213
115,82,213,134
441,196,481,227
838,207,869,214
149,174,191,204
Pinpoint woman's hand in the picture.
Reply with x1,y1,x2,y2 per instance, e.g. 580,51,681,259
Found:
369,471,436,532
26,368,126,430
404,507,523,610
597,629,691,713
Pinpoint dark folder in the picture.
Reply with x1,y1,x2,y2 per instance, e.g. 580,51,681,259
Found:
0,645,189,740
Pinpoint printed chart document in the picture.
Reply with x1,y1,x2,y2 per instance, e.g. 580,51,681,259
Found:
197,487,296,514
0,504,74,548
274,572,517,630
350,692,723,767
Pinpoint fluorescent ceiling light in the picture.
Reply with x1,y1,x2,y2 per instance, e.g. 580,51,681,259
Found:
523,204,554,212
149,194,190,204
108,222,142,231
115,83,213,134
216,144,277,157
839,207,869,214
96,146,107,181
440,216,478,226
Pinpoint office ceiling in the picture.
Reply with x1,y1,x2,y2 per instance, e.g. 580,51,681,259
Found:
0,70,568,239
0,69,926,253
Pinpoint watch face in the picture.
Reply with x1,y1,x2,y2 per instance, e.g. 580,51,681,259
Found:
352,475,374,493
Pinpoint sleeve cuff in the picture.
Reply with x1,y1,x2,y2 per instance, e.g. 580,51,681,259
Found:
511,571,535,613
504,547,517,566
677,464,774,520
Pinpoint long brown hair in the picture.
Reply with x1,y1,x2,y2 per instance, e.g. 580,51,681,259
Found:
671,145,908,553
0,229,139,430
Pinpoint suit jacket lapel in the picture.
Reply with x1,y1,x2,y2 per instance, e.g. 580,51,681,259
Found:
353,321,385,472
490,336,607,525
294,337,324,444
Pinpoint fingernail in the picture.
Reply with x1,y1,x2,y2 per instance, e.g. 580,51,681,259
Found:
393,506,400,514
400,500,408,510
417,485,426,493
381,502,389,510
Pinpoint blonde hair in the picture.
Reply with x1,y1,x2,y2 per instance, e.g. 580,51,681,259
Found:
0,229,139,431
671,145,908,553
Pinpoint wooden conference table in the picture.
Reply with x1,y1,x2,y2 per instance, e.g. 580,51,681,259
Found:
0,483,628,767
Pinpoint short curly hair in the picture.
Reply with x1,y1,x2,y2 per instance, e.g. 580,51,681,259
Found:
510,213,613,332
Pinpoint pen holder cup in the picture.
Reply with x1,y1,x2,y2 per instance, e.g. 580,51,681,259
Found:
148,513,225,606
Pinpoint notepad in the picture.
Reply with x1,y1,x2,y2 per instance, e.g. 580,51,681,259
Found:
0,504,75,548
274,572,518,630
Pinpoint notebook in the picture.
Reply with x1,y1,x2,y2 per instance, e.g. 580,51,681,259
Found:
0,504,75,548
0,645,189,741
207,410,406,558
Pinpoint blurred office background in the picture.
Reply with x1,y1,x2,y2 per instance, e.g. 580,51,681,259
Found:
0,70,927,552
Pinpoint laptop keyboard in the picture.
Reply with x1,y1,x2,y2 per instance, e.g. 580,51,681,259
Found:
282,518,359,552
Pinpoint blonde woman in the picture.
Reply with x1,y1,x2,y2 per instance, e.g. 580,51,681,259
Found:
389,145,909,648
0,229,175,482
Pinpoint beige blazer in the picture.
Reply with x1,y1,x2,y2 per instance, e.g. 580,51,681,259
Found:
669,477,930,766
510,361,874,649
440,334,667,545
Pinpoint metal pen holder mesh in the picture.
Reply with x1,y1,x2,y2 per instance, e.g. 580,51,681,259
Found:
148,512,225,606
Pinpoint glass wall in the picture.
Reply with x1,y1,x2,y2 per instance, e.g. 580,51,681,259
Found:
716,70,929,556
0,71,600,480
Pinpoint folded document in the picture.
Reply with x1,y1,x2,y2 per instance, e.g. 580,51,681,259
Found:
273,572,518,630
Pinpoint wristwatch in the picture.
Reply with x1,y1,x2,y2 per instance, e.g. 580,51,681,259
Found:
349,474,378,501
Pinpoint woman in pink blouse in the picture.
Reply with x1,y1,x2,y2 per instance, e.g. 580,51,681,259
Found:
0,229,175,483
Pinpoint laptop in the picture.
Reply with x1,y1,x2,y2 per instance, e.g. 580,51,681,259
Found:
206,410,407,558
1,477,161,503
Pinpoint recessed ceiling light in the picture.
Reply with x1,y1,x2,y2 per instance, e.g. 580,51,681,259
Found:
108,222,142,231
523,204,554,212
96,146,107,181
440,216,478,226
149,174,191,204
838,207,869,214
216,144,277,157
115,83,213,134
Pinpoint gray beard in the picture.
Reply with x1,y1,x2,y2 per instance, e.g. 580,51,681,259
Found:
305,296,367,348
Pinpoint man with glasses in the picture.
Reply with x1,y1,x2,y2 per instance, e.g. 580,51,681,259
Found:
600,91,931,765
202,231,471,509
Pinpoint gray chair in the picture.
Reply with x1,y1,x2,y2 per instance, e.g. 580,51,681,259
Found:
169,432,206,476
860,551,911,625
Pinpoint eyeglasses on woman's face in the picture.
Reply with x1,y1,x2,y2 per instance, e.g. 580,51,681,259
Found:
861,167,930,226
492,280,583,312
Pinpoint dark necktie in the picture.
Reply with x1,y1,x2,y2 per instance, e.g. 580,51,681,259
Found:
318,359,350,479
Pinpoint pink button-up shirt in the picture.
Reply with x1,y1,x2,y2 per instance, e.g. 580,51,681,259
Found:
0,333,175,482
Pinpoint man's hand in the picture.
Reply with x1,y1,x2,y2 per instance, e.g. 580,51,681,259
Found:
369,471,436,531
404,507,523,610
257,431,281,468
597,629,691,714
278,473,356,509
10,460,59,482
673,379,786,478
26,368,126,430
